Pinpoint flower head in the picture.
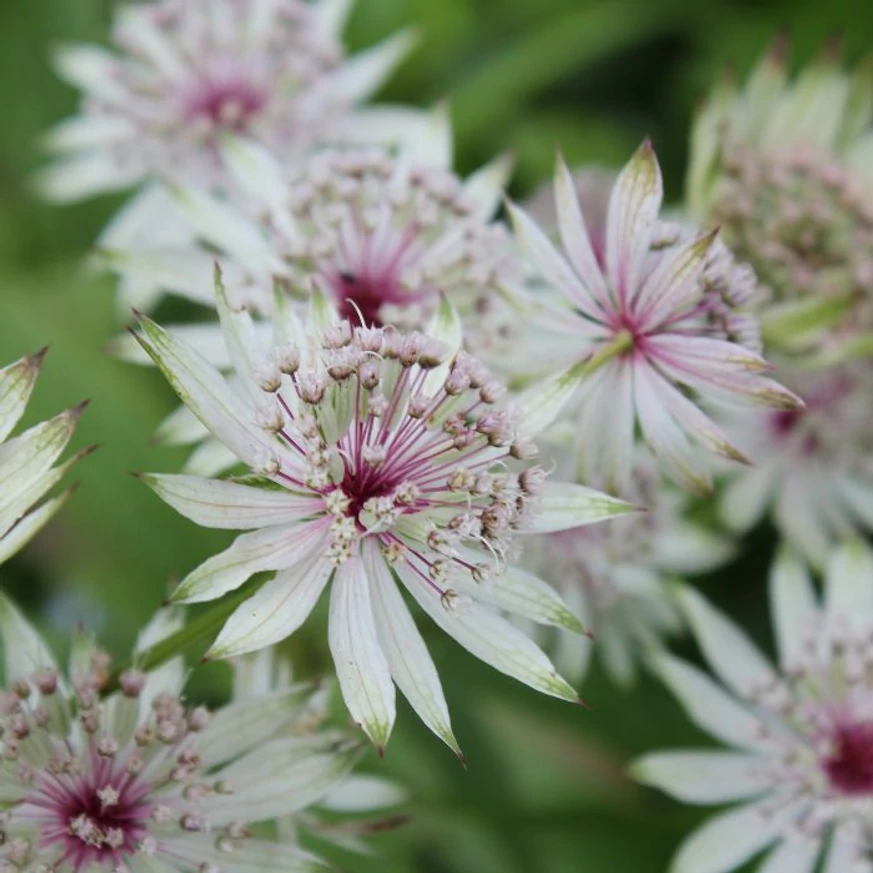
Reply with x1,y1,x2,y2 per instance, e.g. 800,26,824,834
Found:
105,135,522,363
0,596,361,873
38,0,414,201
720,363,873,570
507,140,801,494
524,456,732,686
688,40,873,361
132,275,634,751
0,350,90,566
633,540,873,872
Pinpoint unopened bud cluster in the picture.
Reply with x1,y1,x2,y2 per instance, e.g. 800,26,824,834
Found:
714,145,873,330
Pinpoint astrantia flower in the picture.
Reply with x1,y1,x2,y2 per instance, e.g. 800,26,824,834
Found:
719,364,873,570
133,276,633,751
105,133,521,356
38,0,415,202
632,540,873,873
524,456,732,686
507,141,801,494
688,40,873,361
0,596,363,873
0,350,90,566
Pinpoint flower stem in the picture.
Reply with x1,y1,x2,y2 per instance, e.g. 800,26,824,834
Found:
103,581,264,694
580,330,633,378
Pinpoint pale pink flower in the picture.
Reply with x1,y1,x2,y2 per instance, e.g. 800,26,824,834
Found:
38,0,415,202
524,456,732,686
720,364,873,570
633,541,873,873
688,40,873,362
0,599,359,873
507,140,801,494
103,136,522,355
132,277,634,752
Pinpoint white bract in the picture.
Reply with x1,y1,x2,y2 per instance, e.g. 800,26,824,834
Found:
132,275,634,752
633,541,873,873
507,141,801,495
0,596,362,873
720,364,873,570
0,350,89,567
39,0,416,203
229,650,407,855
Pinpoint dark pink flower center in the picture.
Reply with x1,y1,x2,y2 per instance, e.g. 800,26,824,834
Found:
328,266,431,328
771,409,804,436
183,77,268,133
823,721,873,796
33,769,151,870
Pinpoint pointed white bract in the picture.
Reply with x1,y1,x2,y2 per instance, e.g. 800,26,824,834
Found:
632,541,873,873
719,364,873,570
38,0,416,202
0,350,89,566
523,455,733,686
0,596,361,873
507,142,802,495
688,40,873,362
134,280,635,750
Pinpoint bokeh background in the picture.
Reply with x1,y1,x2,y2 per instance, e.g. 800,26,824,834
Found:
1,1,871,871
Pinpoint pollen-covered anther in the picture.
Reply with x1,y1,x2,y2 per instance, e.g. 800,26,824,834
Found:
179,814,206,833
183,707,209,734
361,445,387,466
255,402,285,434
96,786,120,810
80,712,100,735
252,449,281,477
297,373,326,405
10,680,29,701
254,363,282,394
225,821,251,841
359,360,381,390
32,669,58,696
273,344,301,376
519,467,546,495
97,737,119,758
118,669,147,698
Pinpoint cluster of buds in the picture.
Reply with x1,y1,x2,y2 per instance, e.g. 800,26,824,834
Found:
256,321,541,583
0,648,232,873
269,147,519,334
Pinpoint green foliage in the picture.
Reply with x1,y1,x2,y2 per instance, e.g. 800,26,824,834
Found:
2,1,871,871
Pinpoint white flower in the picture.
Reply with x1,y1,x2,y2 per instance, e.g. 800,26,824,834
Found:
507,140,802,495
38,0,416,203
688,39,873,363
102,116,523,350
132,274,635,752
524,457,733,686
0,350,90,566
0,595,363,873
632,541,873,873
720,364,873,570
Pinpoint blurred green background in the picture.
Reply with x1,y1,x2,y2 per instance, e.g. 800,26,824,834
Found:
1,1,871,871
